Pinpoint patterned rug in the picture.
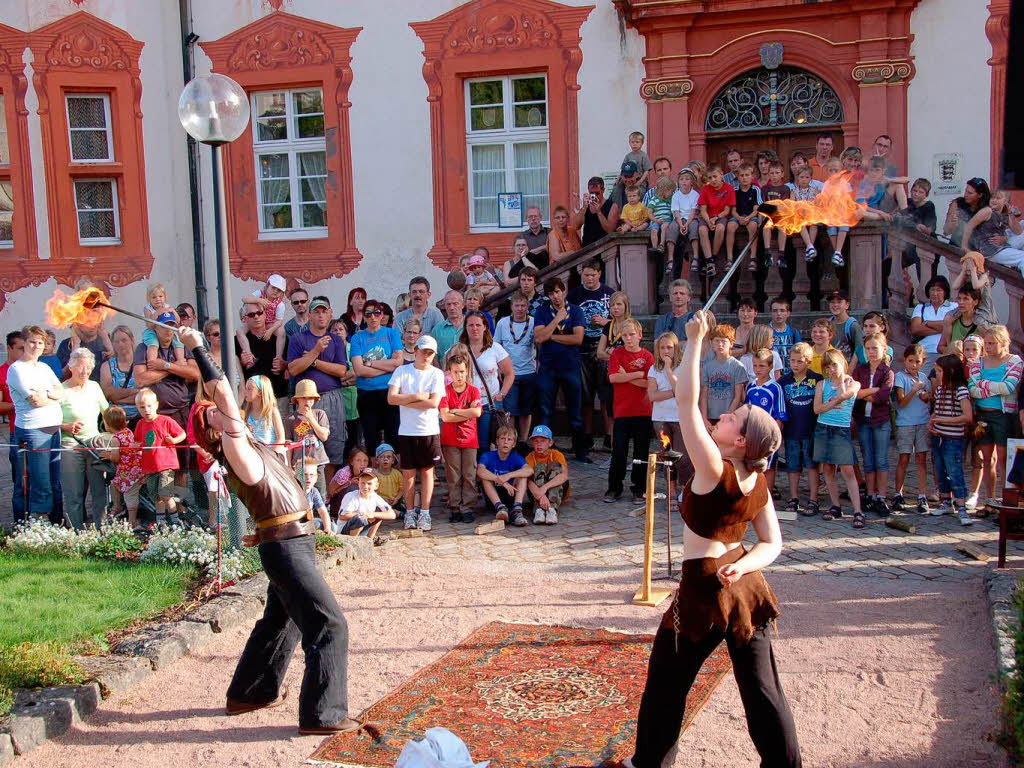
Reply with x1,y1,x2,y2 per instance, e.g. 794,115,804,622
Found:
310,621,731,768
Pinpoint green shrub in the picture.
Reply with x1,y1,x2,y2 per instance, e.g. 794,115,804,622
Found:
0,642,86,717
238,547,263,579
84,522,143,561
316,532,347,552
997,580,1024,761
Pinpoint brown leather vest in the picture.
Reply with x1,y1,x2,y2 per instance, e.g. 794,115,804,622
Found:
681,461,768,544
228,439,312,540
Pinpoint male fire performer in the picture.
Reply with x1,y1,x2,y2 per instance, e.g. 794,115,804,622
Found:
178,326,360,736
625,310,801,768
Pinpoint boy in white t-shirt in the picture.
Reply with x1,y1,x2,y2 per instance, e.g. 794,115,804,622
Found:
387,335,446,531
666,168,700,279
337,467,396,537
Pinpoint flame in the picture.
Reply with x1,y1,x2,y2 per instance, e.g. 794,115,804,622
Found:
44,288,113,329
659,431,671,451
762,171,866,235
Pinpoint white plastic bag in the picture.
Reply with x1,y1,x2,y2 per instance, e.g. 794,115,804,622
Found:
393,727,489,768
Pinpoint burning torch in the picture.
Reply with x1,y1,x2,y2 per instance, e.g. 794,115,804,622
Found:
44,288,182,334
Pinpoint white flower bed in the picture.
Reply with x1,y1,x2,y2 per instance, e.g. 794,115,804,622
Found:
5,519,243,581
140,525,244,582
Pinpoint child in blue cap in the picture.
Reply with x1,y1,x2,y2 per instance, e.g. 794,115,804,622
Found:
525,425,571,525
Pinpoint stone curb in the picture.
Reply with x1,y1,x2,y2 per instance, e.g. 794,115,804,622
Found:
0,537,376,763
985,565,1022,687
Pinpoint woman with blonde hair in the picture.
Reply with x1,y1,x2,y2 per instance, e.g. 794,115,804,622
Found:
968,324,1022,507
647,331,693,488
596,291,633,362
740,324,783,383
242,374,287,462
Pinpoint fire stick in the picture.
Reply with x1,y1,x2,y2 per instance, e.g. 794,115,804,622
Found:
81,291,181,334
701,205,776,312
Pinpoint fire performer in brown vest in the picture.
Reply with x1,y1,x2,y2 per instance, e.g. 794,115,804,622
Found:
180,327,361,736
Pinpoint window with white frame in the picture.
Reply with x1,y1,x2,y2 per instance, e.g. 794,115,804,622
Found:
74,179,120,244
65,94,113,162
251,87,327,238
0,92,11,247
465,74,549,229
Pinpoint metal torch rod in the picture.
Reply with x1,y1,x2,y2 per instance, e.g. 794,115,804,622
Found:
702,215,773,311
94,301,180,334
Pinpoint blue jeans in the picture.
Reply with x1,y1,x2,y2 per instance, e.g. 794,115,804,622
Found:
477,404,493,452
858,421,891,473
9,442,24,523
932,435,967,500
13,426,63,521
537,367,585,455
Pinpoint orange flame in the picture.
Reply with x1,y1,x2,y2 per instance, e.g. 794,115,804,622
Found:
762,171,866,235
659,431,671,451
44,288,113,329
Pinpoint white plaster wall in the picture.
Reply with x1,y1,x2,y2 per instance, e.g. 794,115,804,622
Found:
0,0,195,333
908,0,992,214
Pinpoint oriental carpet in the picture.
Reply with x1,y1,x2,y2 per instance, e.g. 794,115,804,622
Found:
309,621,731,768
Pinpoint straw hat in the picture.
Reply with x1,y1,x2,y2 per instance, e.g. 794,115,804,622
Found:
291,379,321,402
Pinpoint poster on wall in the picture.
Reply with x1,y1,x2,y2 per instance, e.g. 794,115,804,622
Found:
498,193,523,228
932,153,963,196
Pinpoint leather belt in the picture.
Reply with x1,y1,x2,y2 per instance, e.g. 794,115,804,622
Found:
255,509,313,529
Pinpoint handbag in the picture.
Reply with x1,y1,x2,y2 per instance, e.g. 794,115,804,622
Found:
468,348,513,445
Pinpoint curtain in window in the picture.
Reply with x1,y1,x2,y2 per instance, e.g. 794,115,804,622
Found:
259,153,291,229
471,144,505,226
514,141,549,220
298,151,327,227
0,181,13,243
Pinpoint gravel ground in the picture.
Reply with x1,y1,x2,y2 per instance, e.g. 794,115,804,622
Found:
15,551,1007,768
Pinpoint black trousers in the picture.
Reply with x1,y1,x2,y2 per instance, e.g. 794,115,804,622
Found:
226,534,350,729
356,388,398,459
632,624,801,768
608,416,652,495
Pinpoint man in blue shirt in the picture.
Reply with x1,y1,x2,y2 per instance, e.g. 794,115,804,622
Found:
348,299,404,457
533,277,590,462
286,295,349,469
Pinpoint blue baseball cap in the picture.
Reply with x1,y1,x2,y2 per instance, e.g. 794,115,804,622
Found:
529,425,553,441
375,443,395,457
156,311,178,325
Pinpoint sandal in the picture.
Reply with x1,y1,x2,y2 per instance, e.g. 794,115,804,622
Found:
798,500,820,517
822,505,841,521
852,511,865,529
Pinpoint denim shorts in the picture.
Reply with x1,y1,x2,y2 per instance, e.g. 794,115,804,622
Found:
785,437,815,473
827,226,851,236
503,372,537,417
858,421,891,472
813,423,856,465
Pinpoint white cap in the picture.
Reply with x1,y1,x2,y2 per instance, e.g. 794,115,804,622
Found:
415,335,438,352
268,274,286,291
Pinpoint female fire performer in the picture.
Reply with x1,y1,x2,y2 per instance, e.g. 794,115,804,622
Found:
178,326,361,737
626,310,801,768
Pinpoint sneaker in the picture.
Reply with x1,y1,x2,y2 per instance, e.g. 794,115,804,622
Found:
448,509,462,524
931,500,951,516
891,493,905,511
965,492,979,510
804,245,817,262
763,251,774,269
703,260,717,277
777,252,789,270
495,504,509,522
916,496,931,516
831,250,845,267
511,510,527,527
534,508,546,524
958,506,974,526
874,497,891,517
462,510,476,524
405,508,420,529
417,510,432,531
545,507,558,525
603,490,621,503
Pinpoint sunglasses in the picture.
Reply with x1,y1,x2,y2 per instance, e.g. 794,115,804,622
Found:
207,331,221,338
292,299,308,305
366,308,383,316
244,310,264,319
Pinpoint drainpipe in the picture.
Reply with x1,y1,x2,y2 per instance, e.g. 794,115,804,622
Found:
179,0,209,324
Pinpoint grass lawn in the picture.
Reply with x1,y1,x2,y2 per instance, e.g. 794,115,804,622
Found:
0,551,193,648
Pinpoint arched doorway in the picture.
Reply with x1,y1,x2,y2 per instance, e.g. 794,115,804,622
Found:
704,66,845,173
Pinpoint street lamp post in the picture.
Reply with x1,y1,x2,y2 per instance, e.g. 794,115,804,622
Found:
177,73,250,389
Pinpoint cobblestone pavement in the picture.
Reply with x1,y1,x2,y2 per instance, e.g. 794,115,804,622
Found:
2,442,1019,583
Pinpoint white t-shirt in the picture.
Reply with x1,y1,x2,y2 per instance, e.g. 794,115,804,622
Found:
648,364,683,423
340,489,391,518
390,362,446,436
911,301,956,354
671,188,700,218
7,360,63,429
740,350,784,384
253,288,286,323
469,343,510,406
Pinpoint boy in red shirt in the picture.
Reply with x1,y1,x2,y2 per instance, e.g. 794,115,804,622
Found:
604,319,655,503
438,352,483,524
696,164,736,278
133,387,186,526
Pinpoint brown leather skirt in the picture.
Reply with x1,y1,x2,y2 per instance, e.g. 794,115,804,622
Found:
660,545,780,645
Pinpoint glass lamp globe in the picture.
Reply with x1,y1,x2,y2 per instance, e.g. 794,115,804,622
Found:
178,73,250,145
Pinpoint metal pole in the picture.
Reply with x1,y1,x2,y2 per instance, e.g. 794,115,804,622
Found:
210,142,237,389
